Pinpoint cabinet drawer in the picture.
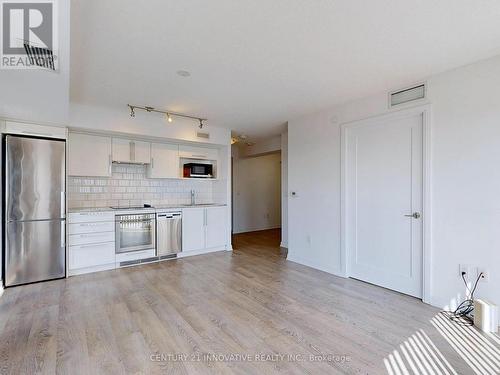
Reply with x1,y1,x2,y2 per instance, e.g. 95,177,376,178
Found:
69,242,115,270
69,221,115,235
69,231,115,246
69,212,114,224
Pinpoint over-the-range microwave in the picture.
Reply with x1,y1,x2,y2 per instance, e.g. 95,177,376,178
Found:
183,163,214,178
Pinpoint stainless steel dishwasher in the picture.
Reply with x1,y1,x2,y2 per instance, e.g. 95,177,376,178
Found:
156,212,182,258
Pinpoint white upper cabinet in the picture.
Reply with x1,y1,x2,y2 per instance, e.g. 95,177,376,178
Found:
148,142,180,178
112,138,131,163
112,138,151,164
4,121,67,139
69,133,112,177
134,141,151,163
179,145,219,161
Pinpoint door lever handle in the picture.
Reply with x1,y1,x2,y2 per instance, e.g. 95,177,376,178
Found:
405,212,421,219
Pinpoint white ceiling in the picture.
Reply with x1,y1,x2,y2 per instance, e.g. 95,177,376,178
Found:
71,0,500,138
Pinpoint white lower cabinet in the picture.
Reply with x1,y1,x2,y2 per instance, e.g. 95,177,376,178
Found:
68,212,115,275
182,208,206,251
69,242,115,270
205,206,227,248
68,231,114,246
182,206,227,252
67,206,228,276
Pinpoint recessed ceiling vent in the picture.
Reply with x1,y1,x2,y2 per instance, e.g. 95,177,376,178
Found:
196,131,210,139
390,84,426,107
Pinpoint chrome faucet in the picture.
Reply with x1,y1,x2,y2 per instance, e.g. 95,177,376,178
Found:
190,189,196,206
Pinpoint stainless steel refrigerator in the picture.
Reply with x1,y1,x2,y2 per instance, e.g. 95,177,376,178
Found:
3,135,66,287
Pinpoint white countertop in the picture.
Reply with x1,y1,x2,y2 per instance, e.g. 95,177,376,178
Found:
68,204,226,214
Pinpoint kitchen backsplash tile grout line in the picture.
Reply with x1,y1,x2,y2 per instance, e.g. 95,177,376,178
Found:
68,164,225,208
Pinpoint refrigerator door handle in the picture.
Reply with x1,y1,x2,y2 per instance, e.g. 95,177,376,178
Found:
61,191,66,218
61,220,66,248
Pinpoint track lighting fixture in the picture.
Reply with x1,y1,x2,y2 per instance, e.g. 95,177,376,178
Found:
127,104,206,129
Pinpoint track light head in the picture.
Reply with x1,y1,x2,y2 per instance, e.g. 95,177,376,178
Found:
129,106,135,118
167,113,173,123
199,119,204,129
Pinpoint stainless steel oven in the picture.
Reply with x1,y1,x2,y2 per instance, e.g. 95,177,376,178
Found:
115,213,156,254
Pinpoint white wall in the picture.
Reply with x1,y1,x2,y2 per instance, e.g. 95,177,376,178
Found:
237,135,281,157
233,152,281,233
0,1,70,125
0,0,70,285
288,54,500,323
281,129,288,247
70,103,231,146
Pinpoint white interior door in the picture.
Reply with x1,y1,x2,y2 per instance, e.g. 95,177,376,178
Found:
345,113,423,298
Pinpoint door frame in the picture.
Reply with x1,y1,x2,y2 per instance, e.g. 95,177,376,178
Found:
340,104,432,303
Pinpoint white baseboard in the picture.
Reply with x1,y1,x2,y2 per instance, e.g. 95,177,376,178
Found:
286,255,345,278
68,263,116,276
177,246,226,258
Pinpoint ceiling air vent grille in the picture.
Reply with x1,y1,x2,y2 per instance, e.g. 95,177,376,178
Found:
197,132,210,139
390,84,426,107
24,43,56,70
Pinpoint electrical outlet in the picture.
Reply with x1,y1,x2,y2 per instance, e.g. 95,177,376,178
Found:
476,268,489,282
459,264,472,278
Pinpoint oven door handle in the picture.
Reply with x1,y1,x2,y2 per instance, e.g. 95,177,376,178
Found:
118,219,155,224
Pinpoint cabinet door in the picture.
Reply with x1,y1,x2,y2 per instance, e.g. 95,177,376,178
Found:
182,208,206,251
205,206,227,249
133,141,151,164
179,145,218,161
5,121,67,139
149,143,179,178
69,133,111,177
112,138,132,163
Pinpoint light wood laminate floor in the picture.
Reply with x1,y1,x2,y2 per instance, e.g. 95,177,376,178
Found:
1,229,498,374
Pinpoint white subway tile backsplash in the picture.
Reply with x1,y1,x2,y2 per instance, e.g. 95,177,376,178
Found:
68,164,221,208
